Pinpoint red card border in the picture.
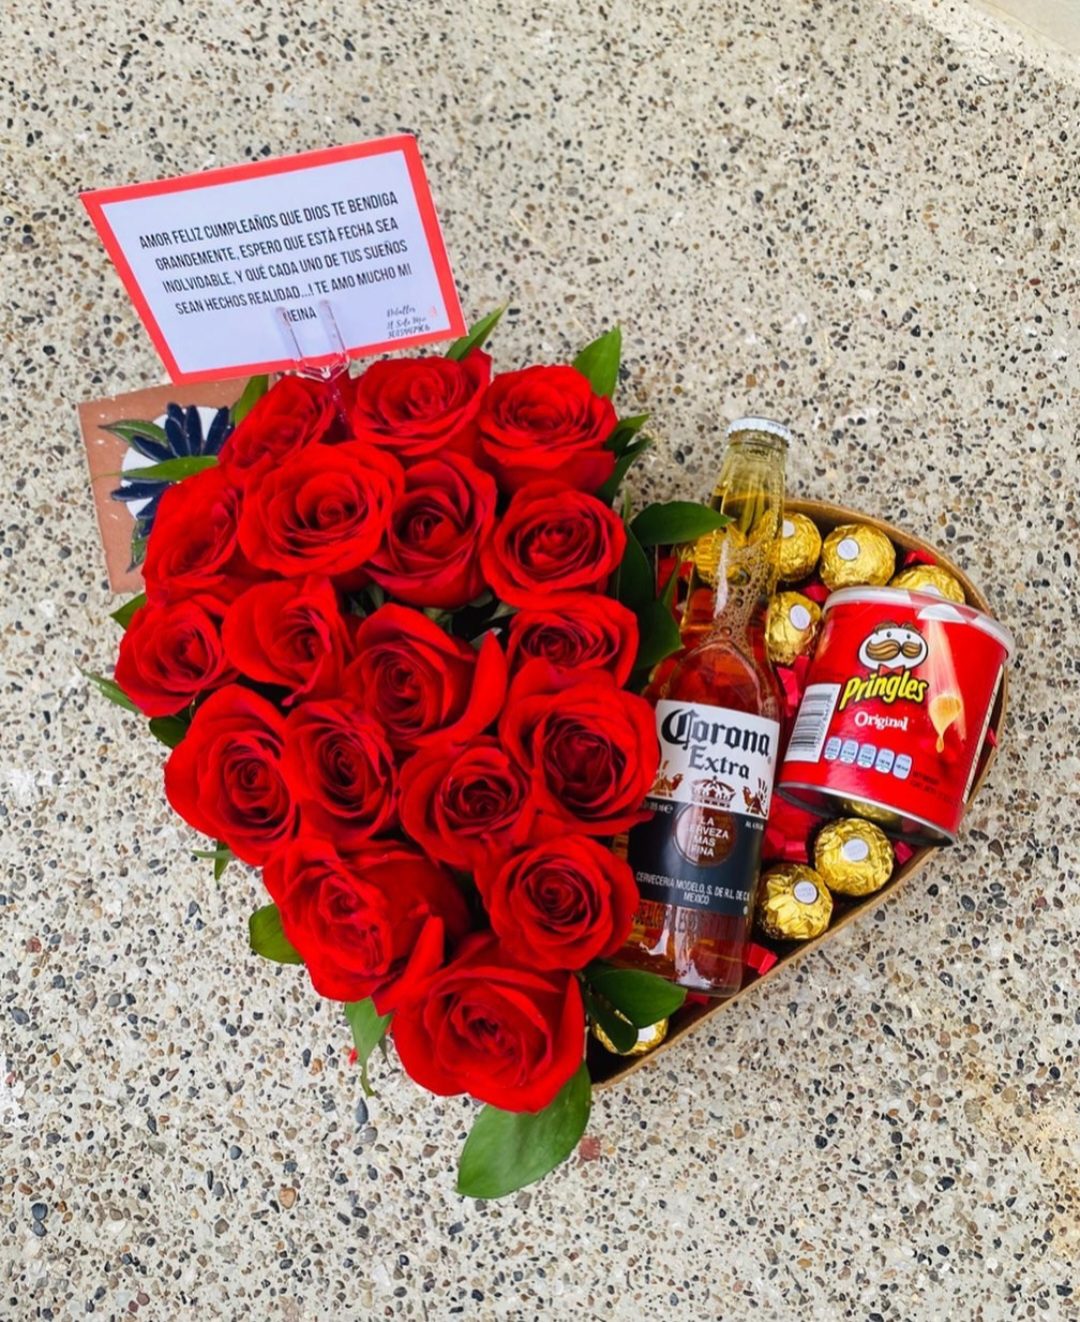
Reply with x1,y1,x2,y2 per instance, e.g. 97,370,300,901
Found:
80,136,467,384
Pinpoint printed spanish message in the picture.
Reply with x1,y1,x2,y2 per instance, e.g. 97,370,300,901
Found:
82,137,465,382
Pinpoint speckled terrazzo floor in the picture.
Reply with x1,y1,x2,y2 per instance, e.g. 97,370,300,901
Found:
3,1,1079,1318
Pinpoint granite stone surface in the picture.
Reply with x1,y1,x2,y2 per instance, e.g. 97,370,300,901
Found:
2,0,1078,1317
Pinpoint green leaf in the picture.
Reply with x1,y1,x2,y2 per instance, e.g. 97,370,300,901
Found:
230,374,270,425
585,964,687,1028
614,529,653,613
633,598,683,670
82,669,137,713
115,455,218,483
572,326,621,398
631,501,730,548
191,842,233,878
605,413,650,454
583,989,637,1054
110,592,147,630
659,554,681,610
248,903,302,965
129,532,149,568
457,1063,591,1199
626,663,654,694
344,998,393,1097
596,436,651,505
192,845,233,862
445,306,505,362
103,419,170,447
214,843,232,881
148,715,188,749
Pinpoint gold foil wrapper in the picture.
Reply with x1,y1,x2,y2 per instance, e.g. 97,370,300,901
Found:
756,864,833,941
820,523,896,590
592,1013,670,1057
814,818,895,897
778,512,822,582
691,523,747,587
838,796,903,830
889,564,966,604
766,590,822,665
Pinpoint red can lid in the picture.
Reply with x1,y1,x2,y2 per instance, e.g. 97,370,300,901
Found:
822,586,1015,660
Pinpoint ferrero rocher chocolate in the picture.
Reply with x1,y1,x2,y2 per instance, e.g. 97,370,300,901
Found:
838,796,902,830
592,1013,669,1057
691,522,747,586
890,564,966,604
766,590,822,665
814,818,894,897
756,864,833,941
819,523,896,590
778,512,822,582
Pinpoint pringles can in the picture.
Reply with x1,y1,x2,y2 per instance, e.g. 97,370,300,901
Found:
777,587,1013,843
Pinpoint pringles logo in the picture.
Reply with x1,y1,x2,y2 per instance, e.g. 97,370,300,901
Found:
838,621,929,711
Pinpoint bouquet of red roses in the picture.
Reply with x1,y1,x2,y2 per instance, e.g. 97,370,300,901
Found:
90,312,727,1195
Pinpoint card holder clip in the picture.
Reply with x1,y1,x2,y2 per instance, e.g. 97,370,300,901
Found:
275,299,351,425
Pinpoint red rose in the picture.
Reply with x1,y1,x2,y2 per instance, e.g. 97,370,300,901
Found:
500,662,659,834
115,597,235,717
348,350,491,461
218,375,337,487
143,465,254,605
477,364,618,493
398,737,536,870
479,480,626,607
264,837,470,1008
282,699,396,847
164,685,299,865
478,836,638,971
391,933,585,1111
344,605,506,753
507,593,638,686
238,441,403,578
222,576,352,704
367,453,496,609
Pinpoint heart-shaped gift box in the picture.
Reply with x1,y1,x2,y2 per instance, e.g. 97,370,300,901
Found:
591,496,1008,1088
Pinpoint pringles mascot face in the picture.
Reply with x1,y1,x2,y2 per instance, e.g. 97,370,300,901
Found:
857,621,927,672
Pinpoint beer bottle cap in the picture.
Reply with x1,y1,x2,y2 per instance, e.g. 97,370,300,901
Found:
726,416,793,445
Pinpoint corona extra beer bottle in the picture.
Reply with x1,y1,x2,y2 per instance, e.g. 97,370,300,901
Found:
622,418,790,996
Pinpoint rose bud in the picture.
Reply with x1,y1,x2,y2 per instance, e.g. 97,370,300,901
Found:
506,593,639,686
164,685,299,865
478,835,639,971
281,699,396,847
222,576,353,705
263,837,470,1009
142,465,255,606
367,453,497,610
115,597,236,717
479,480,626,608
238,441,403,579
391,933,585,1112
344,604,506,753
348,350,491,461
218,375,337,488
476,364,618,493
500,662,659,835
398,736,536,870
